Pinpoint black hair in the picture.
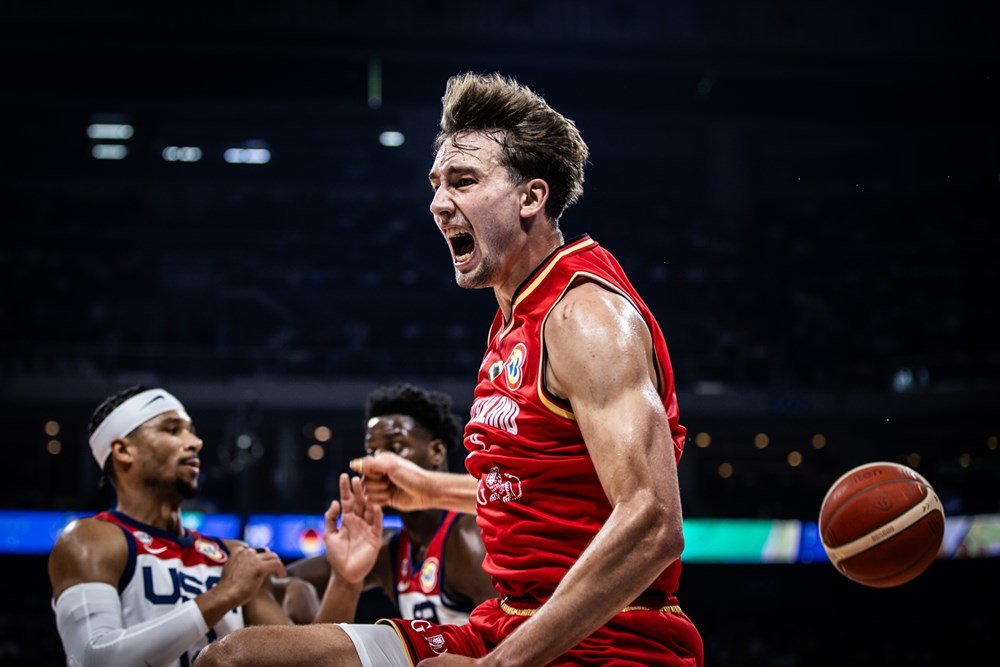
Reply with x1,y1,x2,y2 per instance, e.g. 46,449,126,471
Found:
89,384,151,488
365,383,464,452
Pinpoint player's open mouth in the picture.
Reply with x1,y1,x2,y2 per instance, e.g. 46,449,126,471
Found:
445,227,476,267
180,457,200,472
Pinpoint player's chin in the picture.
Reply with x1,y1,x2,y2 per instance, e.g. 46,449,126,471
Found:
175,479,199,499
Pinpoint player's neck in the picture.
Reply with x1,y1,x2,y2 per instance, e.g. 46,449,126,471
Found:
495,225,564,321
115,491,185,536
401,508,445,547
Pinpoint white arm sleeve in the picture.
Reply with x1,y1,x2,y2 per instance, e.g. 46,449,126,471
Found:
53,582,210,667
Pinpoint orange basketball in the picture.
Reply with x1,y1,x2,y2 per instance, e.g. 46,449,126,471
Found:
818,461,945,588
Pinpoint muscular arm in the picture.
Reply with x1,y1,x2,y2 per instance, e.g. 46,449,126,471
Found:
352,455,479,514
483,284,685,666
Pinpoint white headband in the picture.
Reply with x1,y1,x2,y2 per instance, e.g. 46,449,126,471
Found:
88,389,191,469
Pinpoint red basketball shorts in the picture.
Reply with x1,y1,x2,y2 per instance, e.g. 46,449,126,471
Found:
378,597,704,666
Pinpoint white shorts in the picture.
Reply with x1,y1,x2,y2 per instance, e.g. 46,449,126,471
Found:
339,623,410,667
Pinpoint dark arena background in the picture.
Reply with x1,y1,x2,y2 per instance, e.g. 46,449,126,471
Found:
2,2,998,665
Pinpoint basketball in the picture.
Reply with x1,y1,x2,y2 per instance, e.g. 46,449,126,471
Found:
818,461,945,588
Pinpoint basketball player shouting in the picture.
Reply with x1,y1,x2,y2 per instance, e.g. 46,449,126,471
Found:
196,72,703,666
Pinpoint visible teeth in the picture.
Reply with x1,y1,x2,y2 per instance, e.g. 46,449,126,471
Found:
455,252,473,262
445,228,468,238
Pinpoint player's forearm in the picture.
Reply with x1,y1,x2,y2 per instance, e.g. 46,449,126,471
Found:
424,471,479,514
313,573,364,624
196,583,244,629
487,492,682,666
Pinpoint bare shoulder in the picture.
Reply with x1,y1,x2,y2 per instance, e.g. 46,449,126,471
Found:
545,281,653,398
547,282,649,350
49,517,128,599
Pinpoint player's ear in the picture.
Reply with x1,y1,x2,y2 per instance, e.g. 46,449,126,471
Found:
428,438,447,468
519,178,549,219
109,437,135,466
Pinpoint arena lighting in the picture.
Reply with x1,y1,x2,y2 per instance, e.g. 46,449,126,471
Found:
379,130,405,147
87,123,133,140
224,147,271,164
307,444,325,461
162,146,202,162
313,426,331,442
44,420,60,437
91,144,127,160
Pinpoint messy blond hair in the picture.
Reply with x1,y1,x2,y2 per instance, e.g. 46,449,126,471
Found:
434,72,589,224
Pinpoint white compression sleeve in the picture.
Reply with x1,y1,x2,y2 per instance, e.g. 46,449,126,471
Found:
54,582,210,667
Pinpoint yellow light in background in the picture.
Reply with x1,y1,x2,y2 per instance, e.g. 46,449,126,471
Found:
987,435,998,451
45,420,60,436
787,451,803,467
47,439,62,455
959,453,971,468
811,433,826,449
314,426,331,442
694,432,711,448
307,444,325,461
718,462,733,479
754,433,769,449
907,452,921,467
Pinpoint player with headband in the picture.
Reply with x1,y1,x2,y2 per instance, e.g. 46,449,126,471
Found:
48,385,297,667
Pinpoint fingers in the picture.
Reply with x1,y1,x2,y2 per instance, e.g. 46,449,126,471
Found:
339,473,354,516
351,475,368,516
350,454,394,478
257,550,287,578
324,500,341,534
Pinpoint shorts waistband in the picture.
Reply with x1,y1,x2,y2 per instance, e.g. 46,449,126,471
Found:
499,591,681,617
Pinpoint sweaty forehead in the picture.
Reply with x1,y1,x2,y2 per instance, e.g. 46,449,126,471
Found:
366,414,422,438
431,132,503,175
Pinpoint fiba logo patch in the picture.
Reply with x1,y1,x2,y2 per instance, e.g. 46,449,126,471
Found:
420,558,439,593
195,538,227,563
505,343,527,390
134,531,154,547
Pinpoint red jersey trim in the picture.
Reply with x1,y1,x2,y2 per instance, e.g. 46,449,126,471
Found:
535,270,668,421
497,236,597,341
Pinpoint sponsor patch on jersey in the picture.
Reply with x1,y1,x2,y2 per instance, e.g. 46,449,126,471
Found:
134,530,154,547
426,634,447,654
504,343,527,390
195,538,228,563
420,557,440,594
476,466,523,505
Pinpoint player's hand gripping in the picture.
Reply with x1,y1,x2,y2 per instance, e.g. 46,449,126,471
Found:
215,545,286,608
323,473,383,585
350,452,435,511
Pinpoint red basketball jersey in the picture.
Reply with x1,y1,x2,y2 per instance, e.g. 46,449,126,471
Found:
464,235,687,601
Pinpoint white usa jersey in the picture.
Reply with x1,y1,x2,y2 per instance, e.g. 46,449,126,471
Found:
95,510,244,667
390,511,474,625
